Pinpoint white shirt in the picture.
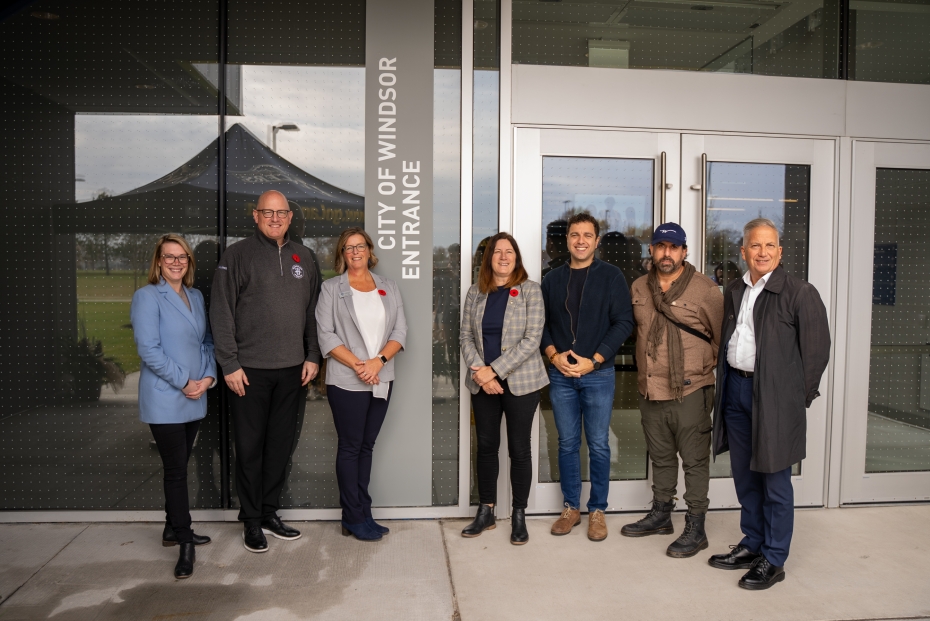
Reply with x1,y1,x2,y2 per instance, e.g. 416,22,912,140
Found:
352,288,386,360
726,270,773,372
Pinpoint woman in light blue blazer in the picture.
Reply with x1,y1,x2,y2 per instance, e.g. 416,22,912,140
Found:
131,234,216,579
316,227,406,542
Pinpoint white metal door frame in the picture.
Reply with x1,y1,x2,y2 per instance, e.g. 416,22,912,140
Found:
513,127,836,512
840,140,930,504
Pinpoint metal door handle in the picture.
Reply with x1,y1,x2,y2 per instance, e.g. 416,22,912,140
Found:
660,151,667,224
700,153,707,272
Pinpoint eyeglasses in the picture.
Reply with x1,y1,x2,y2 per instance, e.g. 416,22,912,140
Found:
256,209,292,219
162,254,189,265
344,244,369,254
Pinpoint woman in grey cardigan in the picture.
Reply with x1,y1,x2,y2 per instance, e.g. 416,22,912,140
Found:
460,232,548,544
316,227,406,541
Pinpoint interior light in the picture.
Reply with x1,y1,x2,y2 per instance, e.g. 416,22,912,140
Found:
474,20,488,30
135,84,157,90
30,11,59,20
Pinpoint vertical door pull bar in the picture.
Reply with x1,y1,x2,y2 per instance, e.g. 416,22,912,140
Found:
660,151,667,224
700,152,708,272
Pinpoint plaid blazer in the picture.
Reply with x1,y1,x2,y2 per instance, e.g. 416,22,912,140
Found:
461,280,549,396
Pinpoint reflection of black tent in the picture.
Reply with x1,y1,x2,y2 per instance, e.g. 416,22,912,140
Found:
53,123,364,237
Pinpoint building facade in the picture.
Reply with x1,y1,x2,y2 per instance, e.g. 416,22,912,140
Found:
1,0,927,521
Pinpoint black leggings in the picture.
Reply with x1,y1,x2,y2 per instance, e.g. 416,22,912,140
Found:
472,381,539,510
149,420,201,544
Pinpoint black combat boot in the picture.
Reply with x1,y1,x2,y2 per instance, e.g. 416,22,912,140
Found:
666,512,708,558
461,504,496,537
620,499,675,537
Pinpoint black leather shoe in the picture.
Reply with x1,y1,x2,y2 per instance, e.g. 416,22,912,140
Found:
510,508,528,545
243,525,269,553
708,543,762,570
162,523,211,547
461,504,496,538
261,515,302,540
739,557,785,590
174,542,195,579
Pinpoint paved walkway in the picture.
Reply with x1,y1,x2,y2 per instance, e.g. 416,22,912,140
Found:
1,506,928,620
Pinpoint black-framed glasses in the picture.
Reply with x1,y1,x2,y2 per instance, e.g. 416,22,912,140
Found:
162,254,190,265
255,209,292,219
344,244,369,254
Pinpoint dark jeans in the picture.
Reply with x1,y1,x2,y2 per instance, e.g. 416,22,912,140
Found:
724,368,794,566
548,367,615,512
327,383,393,525
149,420,201,544
638,386,714,514
472,380,540,510
229,365,303,528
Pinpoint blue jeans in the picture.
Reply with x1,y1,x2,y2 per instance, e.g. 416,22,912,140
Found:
724,368,794,566
548,367,615,512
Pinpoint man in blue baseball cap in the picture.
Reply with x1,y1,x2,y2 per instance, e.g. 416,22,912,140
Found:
621,222,724,558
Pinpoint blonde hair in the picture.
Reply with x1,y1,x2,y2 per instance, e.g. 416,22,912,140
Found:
147,234,196,288
333,227,379,274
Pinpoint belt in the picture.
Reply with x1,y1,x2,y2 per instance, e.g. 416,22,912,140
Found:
734,368,754,378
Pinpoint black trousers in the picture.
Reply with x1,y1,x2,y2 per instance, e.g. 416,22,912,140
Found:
472,380,540,510
229,365,302,527
327,384,393,525
149,420,201,544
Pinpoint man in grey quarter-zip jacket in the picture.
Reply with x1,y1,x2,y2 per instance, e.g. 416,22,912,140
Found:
541,212,634,542
211,190,321,553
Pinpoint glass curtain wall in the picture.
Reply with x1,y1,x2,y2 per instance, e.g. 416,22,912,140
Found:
0,0,222,509
849,0,930,84
511,0,841,78
0,0,462,512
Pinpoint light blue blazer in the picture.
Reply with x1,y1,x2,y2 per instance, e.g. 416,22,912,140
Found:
131,280,216,424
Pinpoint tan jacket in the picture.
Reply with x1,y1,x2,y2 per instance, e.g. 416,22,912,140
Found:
631,272,724,401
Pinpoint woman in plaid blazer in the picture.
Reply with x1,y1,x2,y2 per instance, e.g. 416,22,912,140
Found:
460,232,548,545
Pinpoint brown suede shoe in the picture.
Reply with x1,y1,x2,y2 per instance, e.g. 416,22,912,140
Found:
588,509,608,541
550,506,581,536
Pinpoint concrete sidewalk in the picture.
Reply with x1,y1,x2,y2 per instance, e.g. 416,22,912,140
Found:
0,506,928,620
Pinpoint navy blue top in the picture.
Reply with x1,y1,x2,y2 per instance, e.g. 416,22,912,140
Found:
566,266,589,340
540,258,634,362
482,287,510,365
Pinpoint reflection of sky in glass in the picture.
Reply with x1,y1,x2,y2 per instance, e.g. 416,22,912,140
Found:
541,156,654,266
74,66,463,247
473,70,499,250
705,162,810,284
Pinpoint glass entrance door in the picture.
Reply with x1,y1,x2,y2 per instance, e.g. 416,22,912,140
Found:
513,128,835,513
842,141,930,504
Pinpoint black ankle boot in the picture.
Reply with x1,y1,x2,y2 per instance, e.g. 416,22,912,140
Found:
620,499,675,537
461,504,496,538
666,512,708,558
174,542,195,579
510,508,528,545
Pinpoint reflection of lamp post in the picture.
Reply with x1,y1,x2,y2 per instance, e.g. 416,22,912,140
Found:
271,123,300,152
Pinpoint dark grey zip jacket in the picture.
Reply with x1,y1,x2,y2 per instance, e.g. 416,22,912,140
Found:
210,230,321,373
540,258,634,362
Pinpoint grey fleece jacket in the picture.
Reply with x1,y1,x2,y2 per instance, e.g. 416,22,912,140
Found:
210,230,321,373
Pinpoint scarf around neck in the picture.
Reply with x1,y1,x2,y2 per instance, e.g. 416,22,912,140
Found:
646,261,697,401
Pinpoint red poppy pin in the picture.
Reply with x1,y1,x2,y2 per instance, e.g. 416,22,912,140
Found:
292,254,300,263
378,289,387,296
510,289,519,297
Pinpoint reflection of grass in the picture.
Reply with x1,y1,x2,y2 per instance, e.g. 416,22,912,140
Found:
77,270,141,301
321,269,337,281
78,301,140,374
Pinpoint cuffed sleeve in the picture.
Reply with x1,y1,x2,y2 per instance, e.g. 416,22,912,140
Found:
459,285,485,370
209,257,241,374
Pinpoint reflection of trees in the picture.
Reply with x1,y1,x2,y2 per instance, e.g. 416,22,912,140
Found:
433,244,460,396
114,234,164,291
705,219,743,279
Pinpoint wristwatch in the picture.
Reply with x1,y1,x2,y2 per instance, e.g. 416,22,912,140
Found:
378,354,388,365
592,359,602,371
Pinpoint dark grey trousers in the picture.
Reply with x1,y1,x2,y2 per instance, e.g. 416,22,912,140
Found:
638,386,714,514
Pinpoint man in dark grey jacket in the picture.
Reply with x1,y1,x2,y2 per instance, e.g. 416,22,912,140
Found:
211,190,321,553
708,218,830,590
